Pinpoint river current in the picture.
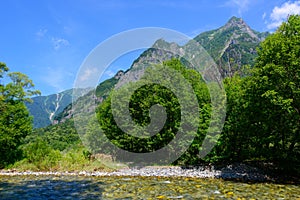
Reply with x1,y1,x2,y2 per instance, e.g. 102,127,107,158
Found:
0,175,299,199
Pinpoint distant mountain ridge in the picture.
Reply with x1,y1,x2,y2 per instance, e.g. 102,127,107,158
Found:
53,72,122,124
27,16,269,128
26,89,87,128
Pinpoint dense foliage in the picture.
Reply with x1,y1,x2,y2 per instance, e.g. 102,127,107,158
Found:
0,62,40,167
211,15,300,173
96,59,211,164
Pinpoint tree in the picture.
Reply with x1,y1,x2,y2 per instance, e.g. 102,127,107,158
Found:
195,16,300,173
0,62,40,167
96,58,211,164
210,74,247,162
243,15,300,165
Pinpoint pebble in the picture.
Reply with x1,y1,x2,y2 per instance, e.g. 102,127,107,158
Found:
0,163,269,181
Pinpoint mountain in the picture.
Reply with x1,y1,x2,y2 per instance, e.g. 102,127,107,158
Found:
35,16,269,126
26,89,87,128
53,71,124,124
194,16,269,77
127,17,268,78
130,39,183,70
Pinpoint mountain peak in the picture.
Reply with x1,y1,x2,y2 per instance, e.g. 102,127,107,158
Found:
225,16,247,29
221,16,260,40
152,38,169,47
228,16,243,23
193,16,268,77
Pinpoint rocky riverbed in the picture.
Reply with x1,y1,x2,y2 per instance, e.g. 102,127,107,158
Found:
0,163,273,182
1,167,299,199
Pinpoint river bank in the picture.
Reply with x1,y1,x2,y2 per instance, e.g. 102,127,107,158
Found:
1,163,297,184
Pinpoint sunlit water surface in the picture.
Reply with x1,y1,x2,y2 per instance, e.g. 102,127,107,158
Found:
0,175,299,199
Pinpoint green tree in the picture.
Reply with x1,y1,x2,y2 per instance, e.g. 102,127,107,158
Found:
0,62,40,168
234,15,300,168
96,58,211,164
212,16,300,167
209,74,246,162
201,16,300,173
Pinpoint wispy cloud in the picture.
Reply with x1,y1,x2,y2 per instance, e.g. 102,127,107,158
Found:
35,28,70,50
36,28,48,39
52,37,70,50
79,67,100,82
224,0,251,16
262,12,266,20
267,1,300,29
104,69,116,78
41,67,69,93
39,65,74,93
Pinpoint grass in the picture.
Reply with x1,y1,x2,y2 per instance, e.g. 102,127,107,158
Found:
10,147,126,172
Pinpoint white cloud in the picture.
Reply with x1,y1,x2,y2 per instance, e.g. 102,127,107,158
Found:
52,37,70,50
267,1,300,29
36,28,48,39
79,67,99,82
224,0,251,16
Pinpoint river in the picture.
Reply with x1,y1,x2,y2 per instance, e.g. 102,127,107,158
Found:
0,175,299,199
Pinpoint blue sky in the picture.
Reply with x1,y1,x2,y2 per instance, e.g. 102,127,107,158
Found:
1,0,300,95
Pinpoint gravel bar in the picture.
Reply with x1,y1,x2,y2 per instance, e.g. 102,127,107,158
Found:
0,163,272,182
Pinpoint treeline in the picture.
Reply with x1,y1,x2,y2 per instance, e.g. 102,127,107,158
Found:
0,15,299,174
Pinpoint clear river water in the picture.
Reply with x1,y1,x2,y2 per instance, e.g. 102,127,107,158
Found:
0,175,299,199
